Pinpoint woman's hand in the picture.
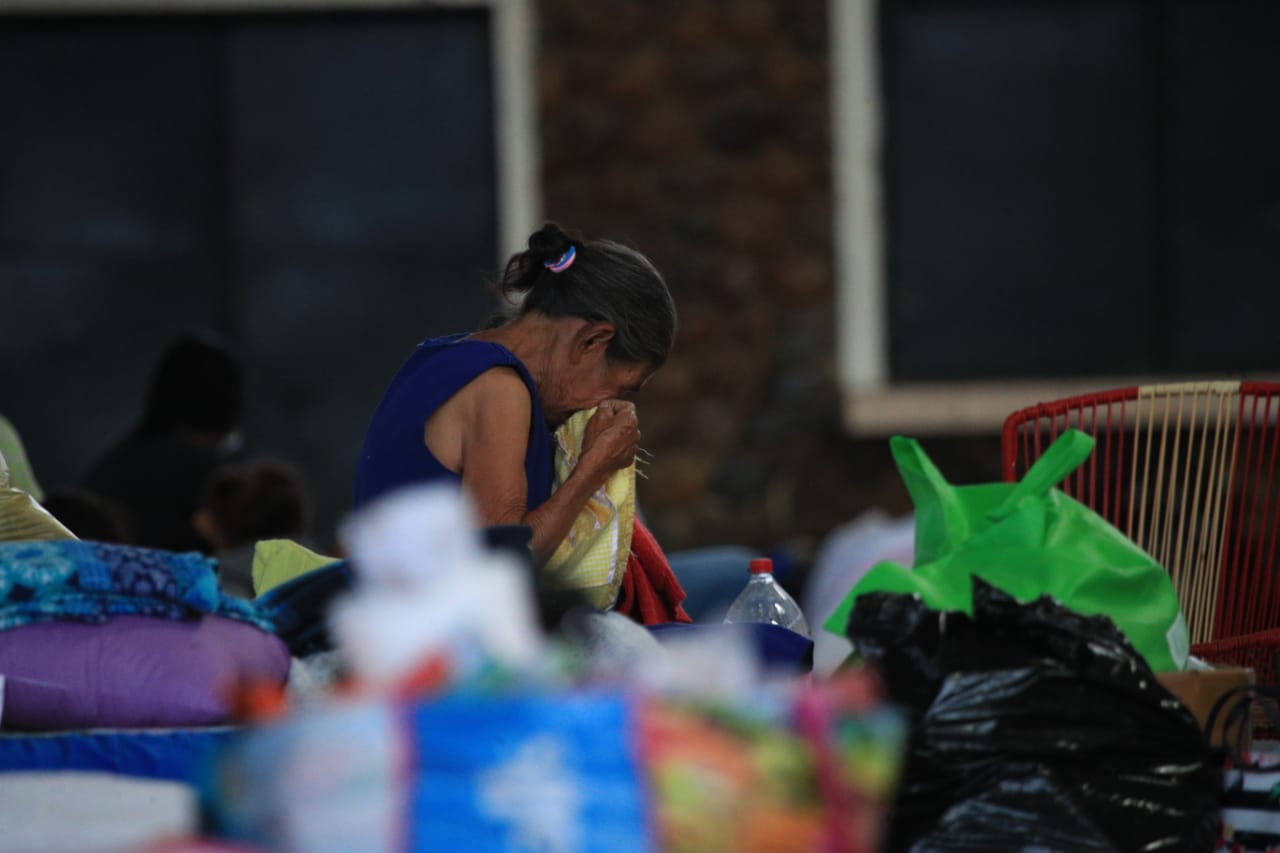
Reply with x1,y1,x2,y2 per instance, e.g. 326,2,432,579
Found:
580,399,640,478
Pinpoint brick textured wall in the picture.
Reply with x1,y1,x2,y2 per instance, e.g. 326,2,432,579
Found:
538,0,1000,557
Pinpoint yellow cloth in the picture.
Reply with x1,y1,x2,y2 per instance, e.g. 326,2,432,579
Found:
0,450,76,542
252,538,338,597
543,408,635,610
0,416,43,502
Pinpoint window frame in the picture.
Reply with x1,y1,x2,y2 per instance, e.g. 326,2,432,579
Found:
828,0,1266,436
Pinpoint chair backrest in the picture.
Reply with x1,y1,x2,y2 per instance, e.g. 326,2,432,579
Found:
1002,381,1280,645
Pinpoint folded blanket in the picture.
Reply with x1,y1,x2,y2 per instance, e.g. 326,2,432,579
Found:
253,561,355,657
614,519,691,626
0,540,273,632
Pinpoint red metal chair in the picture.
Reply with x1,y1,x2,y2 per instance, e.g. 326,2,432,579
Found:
1002,381,1280,675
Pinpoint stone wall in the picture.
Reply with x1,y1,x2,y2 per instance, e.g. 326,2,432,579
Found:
537,0,1002,558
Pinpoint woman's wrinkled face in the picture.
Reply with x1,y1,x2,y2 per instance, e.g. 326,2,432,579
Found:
540,351,654,427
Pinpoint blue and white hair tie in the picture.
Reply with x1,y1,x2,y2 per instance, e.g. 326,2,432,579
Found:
544,245,577,273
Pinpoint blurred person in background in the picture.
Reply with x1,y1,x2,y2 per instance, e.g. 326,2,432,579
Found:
84,333,244,553
355,222,676,569
194,458,310,599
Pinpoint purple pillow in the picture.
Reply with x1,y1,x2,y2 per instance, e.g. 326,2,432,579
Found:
0,615,290,730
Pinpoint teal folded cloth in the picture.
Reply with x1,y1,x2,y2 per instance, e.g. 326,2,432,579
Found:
0,540,273,633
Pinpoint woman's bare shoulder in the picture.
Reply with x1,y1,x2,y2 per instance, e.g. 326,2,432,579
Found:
424,365,530,472
462,365,529,399
452,366,531,425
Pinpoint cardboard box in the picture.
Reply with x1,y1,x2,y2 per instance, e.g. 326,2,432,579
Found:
1157,666,1255,749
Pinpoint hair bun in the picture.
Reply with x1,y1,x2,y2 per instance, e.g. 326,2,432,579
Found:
527,222,575,264
498,222,585,300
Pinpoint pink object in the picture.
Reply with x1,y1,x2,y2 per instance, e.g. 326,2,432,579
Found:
544,245,577,273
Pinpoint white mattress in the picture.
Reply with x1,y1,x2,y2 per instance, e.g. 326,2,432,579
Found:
0,771,196,852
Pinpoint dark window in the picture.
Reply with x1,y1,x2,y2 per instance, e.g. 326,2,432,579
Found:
880,1,1280,382
0,11,498,537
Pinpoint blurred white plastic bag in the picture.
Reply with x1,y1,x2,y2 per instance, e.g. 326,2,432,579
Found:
334,484,544,687
631,622,761,698
331,559,544,687
804,511,915,676
339,483,483,589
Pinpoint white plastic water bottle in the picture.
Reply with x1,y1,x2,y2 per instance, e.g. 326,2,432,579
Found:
723,558,810,636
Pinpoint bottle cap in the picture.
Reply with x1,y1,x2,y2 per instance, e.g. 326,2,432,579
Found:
749,558,773,575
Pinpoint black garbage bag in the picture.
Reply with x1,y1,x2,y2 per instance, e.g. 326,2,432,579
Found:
910,774,1119,853
846,578,1219,853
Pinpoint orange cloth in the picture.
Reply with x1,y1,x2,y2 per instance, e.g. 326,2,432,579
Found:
615,519,692,626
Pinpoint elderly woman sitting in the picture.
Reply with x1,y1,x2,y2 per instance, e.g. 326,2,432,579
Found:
353,223,685,622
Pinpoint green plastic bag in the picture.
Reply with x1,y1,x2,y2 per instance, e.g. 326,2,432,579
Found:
824,429,1190,672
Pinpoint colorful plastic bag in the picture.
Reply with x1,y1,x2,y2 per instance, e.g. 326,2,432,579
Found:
824,429,1189,672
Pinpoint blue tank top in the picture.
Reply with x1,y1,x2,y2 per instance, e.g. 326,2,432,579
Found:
353,335,555,511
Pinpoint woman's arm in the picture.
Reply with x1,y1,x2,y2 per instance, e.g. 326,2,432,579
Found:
455,370,639,564
525,399,639,562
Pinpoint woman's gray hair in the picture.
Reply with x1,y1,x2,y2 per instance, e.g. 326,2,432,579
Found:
500,223,677,367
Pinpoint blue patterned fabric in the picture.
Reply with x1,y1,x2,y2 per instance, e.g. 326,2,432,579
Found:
0,541,274,632
252,561,355,656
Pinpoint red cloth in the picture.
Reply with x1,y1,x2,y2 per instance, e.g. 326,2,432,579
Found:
615,519,692,625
